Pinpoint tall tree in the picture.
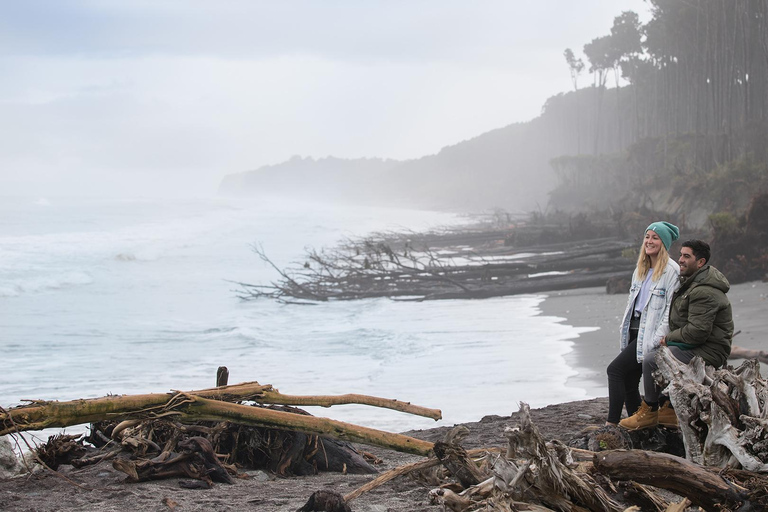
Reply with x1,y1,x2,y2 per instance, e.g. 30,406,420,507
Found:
584,35,614,154
564,48,585,154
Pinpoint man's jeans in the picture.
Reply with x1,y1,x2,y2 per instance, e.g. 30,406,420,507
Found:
643,346,697,403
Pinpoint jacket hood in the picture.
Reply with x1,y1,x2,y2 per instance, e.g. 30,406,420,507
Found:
685,265,730,293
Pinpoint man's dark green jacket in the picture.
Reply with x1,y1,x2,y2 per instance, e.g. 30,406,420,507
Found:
666,265,734,367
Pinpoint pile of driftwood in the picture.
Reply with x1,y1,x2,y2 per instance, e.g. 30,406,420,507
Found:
656,348,768,472
382,352,768,512
236,227,635,302
3,355,768,511
0,374,439,489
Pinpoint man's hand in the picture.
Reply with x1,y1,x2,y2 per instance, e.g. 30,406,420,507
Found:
660,336,667,346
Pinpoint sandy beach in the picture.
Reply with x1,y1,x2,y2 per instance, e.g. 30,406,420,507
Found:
540,280,768,399
1,280,766,511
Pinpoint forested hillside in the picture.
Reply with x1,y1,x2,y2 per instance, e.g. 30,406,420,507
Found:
550,0,768,228
221,0,768,225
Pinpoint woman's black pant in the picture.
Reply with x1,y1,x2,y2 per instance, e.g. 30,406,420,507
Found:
606,324,641,424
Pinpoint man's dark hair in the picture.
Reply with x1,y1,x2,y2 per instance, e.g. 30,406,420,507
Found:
682,239,711,264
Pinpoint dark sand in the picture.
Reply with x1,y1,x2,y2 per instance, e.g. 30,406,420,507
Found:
1,281,765,511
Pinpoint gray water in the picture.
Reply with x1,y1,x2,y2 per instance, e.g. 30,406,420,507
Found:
0,195,598,437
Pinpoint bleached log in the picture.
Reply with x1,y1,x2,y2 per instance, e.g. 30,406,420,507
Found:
1,381,441,435
729,346,768,364
655,349,712,464
704,403,768,472
0,381,274,436
257,390,442,420
730,358,767,417
656,348,768,470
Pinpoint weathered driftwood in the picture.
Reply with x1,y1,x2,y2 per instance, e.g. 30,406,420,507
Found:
729,345,768,364
0,382,273,435
433,440,488,489
654,348,768,471
505,403,623,512
177,395,434,456
296,490,351,512
593,449,750,512
0,381,441,436
256,390,441,420
112,436,235,486
417,402,623,511
90,409,378,477
236,231,634,302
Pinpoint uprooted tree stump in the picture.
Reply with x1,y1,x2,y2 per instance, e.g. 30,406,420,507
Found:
654,349,768,471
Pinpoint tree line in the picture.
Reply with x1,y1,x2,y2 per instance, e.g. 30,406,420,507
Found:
562,0,768,170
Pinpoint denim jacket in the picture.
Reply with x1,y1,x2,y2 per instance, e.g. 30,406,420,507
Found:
619,259,680,362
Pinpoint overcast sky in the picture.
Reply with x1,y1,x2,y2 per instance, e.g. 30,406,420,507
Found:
1,1,649,197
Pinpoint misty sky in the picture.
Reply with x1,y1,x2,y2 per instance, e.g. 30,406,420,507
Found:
1,1,648,197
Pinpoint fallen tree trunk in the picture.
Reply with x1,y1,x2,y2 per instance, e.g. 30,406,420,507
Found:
0,382,273,435
729,345,768,364
1,382,441,435
178,396,434,456
3,390,434,457
593,449,749,512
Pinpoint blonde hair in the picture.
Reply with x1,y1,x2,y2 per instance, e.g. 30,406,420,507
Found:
635,238,670,282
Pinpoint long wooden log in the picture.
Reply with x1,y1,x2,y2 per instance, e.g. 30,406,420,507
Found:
593,449,749,512
729,346,768,364
1,382,442,435
173,396,435,456
0,382,273,435
3,391,434,457
257,391,442,420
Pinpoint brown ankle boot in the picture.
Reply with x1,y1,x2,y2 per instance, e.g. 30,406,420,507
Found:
657,402,679,428
619,401,658,430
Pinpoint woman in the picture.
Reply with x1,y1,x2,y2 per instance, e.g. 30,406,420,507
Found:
606,221,680,426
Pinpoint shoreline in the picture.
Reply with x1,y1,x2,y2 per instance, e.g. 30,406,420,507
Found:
538,280,768,413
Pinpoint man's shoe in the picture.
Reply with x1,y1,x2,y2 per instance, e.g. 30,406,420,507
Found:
619,401,658,430
657,402,679,428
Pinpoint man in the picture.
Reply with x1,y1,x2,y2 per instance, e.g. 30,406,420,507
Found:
620,239,734,430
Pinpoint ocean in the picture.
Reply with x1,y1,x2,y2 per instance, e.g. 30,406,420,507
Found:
0,195,598,438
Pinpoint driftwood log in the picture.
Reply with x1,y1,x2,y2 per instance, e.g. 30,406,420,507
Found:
729,345,768,364
406,402,626,512
236,231,635,302
3,377,446,487
0,381,440,437
1,383,438,456
111,436,235,486
593,449,750,511
654,348,768,471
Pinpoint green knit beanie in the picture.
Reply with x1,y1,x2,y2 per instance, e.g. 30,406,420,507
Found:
645,221,679,250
